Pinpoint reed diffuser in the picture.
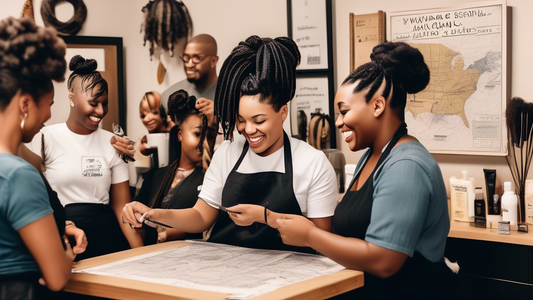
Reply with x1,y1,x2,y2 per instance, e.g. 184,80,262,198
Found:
505,97,533,223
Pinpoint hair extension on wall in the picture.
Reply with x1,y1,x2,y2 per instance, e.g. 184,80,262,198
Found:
141,0,192,59
41,0,87,35
0,17,66,109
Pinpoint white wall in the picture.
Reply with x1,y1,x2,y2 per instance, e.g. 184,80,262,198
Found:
2,0,533,196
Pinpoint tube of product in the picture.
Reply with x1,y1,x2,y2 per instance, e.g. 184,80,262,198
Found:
484,169,497,215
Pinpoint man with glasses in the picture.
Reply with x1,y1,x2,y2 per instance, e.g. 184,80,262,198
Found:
161,34,219,111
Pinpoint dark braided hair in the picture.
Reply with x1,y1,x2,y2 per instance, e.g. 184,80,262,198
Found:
67,55,108,99
0,17,66,110
150,89,209,208
141,0,192,59
342,42,430,120
214,35,300,140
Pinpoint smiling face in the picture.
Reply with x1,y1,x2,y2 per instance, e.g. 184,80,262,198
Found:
178,114,203,168
334,82,380,152
236,95,287,157
182,42,216,85
69,80,108,135
139,93,165,133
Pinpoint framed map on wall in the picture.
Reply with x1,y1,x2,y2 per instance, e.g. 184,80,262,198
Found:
389,1,507,156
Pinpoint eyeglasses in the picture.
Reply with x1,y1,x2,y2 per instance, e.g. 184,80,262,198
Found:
180,54,211,64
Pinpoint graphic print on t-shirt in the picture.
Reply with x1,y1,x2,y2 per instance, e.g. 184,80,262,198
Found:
82,157,104,177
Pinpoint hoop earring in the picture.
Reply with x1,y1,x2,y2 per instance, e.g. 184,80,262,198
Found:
20,113,27,130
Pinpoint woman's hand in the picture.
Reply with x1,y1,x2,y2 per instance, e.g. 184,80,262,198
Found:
110,136,135,158
226,204,264,226
195,98,216,129
122,201,152,228
276,215,317,247
64,224,88,255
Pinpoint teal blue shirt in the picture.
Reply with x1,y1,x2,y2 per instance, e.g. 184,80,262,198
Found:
0,153,53,275
358,141,449,262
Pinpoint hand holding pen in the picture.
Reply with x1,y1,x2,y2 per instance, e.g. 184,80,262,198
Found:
225,204,270,227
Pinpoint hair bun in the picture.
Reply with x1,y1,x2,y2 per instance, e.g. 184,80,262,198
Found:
371,42,429,94
69,55,97,74
168,89,196,122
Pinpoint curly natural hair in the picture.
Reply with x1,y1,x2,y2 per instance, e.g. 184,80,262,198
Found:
141,0,192,59
0,17,66,109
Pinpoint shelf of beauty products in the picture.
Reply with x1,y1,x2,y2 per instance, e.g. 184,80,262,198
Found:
449,221,533,246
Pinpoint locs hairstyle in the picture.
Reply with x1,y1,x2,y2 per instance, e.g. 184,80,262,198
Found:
0,17,66,110
67,55,108,100
214,35,301,141
150,89,208,208
141,0,192,59
343,42,430,120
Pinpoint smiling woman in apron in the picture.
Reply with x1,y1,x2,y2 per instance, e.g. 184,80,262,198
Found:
275,42,469,299
28,55,143,260
123,35,338,252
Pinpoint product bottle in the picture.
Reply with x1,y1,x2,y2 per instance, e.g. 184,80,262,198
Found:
449,171,475,222
501,181,518,226
474,187,486,227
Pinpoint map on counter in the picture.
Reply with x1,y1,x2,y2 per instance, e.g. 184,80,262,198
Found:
74,241,345,299
389,2,506,155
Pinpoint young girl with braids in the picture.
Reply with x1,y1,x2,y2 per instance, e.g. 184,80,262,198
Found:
275,42,468,299
135,89,216,245
123,35,337,252
0,16,75,296
29,55,143,260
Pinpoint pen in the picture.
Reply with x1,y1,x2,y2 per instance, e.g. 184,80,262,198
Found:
202,199,241,214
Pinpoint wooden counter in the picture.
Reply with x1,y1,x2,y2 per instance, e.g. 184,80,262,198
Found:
449,221,533,246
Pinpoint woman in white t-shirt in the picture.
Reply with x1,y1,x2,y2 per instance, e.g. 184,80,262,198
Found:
123,36,337,252
34,55,143,260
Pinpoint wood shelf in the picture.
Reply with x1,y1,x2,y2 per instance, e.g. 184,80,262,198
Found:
448,221,533,246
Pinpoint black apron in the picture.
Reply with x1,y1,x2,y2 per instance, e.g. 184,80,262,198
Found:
208,132,313,253
144,167,204,245
332,124,464,300
64,203,130,261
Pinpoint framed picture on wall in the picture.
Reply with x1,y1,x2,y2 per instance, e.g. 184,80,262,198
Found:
288,0,330,70
290,76,330,143
49,36,125,133
288,0,336,148
389,1,507,156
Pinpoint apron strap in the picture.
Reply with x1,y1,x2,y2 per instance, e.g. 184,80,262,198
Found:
374,123,408,179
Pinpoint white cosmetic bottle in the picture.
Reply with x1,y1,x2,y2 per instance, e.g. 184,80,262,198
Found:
501,181,518,226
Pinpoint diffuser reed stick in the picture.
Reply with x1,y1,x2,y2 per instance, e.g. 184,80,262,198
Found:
505,97,533,222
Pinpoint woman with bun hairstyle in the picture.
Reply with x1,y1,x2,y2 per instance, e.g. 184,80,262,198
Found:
123,36,337,252
275,42,464,299
135,89,216,244
0,16,75,295
30,55,143,260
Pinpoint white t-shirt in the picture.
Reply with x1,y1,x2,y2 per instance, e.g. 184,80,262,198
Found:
28,123,129,206
199,136,337,218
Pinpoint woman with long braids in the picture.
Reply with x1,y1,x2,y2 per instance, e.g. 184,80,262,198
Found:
135,89,216,244
123,35,337,252
275,42,468,299
29,55,143,260
0,17,74,296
